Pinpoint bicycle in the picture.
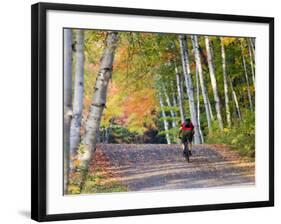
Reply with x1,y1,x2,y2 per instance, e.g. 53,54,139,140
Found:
183,141,190,162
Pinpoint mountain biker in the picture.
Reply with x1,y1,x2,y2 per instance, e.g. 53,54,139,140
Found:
178,118,194,156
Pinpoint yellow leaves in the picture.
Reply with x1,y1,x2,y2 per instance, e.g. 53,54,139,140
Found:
68,184,80,194
221,37,237,46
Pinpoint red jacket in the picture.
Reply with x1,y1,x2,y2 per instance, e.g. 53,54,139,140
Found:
181,122,194,131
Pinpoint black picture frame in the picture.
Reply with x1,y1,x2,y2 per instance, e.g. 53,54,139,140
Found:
31,2,274,222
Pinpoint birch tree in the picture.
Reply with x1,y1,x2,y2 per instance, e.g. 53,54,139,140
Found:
163,86,176,128
63,29,73,193
159,93,171,144
247,38,255,88
80,32,119,174
229,76,242,120
220,37,231,127
69,30,85,171
195,67,204,143
175,66,185,123
191,35,212,131
179,34,201,144
205,36,223,130
240,40,253,112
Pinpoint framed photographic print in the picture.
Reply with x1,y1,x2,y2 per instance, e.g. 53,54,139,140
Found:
31,2,274,222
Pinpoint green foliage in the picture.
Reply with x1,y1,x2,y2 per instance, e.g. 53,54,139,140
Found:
206,111,255,159
82,169,127,194
107,125,138,143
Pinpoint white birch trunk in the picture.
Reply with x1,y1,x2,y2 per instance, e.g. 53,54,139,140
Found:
241,42,253,112
205,36,223,130
179,34,201,144
81,32,118,172
63,29,73,194
207,94,214,121
172,92,178,118
69,30,85,171
247,38,255,88
195,67,204,143
229,76,242,120
163,86,176,128
191,35,212,131
159,93,171,144
175,67,185,123
220,37,231,127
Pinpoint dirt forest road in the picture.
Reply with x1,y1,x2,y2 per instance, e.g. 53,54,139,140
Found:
93,144,255,191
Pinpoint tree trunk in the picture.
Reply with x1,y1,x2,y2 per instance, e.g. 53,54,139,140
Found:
220,37,231,127
205,36,223,130
63,29,73,194
207,94,214,121
241,41,253,112
247,38,255,88
159,93,171,144
175,67,185,123
229,76,242,120
195,67,204,143
69,30,85,171
163,86,176,128
81,32,118,174
191,35,212,131
179,34,201,144
172,92,178,118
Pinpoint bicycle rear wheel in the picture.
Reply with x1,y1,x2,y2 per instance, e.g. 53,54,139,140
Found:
183,142,190,162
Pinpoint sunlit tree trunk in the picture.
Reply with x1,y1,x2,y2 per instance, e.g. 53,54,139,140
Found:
69,30,85,171
159,93,171,144
179,35,201,144
195,67,204,143
175,67,185,123
220,37,231,127
247,38,255,88
63,29,73,194
191,35,212,131
205,36,223,130
81,32,118,175
241,41,253,112
163,86,176,128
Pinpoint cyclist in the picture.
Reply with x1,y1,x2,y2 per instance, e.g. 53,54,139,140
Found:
178,118,194,156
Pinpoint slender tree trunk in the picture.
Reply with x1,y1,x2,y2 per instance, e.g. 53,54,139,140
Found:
163,86,176,128
241,41,253,112
63,29,73,194
195,67,204,143
159,93,171,144
207,94,214,121
205,36,223,130
69,30,85,171
220,37,231,127
229,76,242,120
249,38,255,54
175,67,185,123
179,35,201,144
81,32,118,178
191,35,212,131
247,38,255,88
172,92,178,118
